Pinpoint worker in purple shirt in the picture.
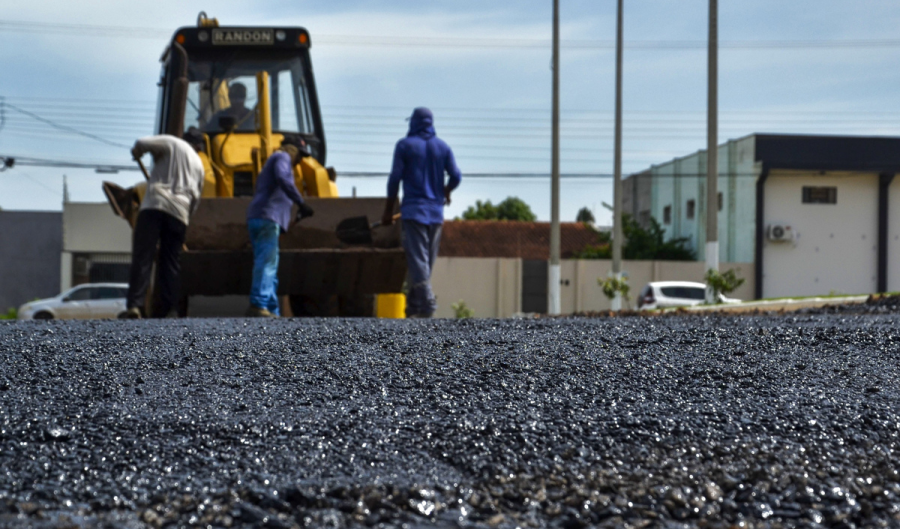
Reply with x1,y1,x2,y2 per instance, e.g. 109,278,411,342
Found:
382,107,462,318
245,137,314,317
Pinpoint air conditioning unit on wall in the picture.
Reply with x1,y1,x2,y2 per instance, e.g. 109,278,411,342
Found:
766,224,793,242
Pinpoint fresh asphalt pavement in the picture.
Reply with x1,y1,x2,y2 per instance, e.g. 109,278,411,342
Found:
1,306,899,528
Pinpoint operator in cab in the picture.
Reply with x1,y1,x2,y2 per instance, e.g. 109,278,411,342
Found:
382,107,462,318
207,82,255,132
121,128,206,319
245,137,315,317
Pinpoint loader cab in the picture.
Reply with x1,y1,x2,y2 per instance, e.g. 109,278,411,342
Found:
157,26,327,197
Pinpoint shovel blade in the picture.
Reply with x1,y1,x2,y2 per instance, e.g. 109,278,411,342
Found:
335,215,374,245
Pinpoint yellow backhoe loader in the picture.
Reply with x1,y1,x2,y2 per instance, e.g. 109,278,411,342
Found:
103,14,405,316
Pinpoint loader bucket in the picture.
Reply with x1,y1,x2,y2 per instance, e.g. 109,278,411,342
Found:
179,197,406,315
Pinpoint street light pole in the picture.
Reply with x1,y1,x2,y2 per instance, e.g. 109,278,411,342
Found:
611,0,624,311
706,0,719,286
549,0,561,315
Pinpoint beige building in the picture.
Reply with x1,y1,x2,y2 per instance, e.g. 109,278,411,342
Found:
624,134,900,299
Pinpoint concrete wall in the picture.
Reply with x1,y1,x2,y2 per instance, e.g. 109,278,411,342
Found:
431,257,522,318
559,259,755,313
763,170,878,298
431,257,754,317
0,211,62,310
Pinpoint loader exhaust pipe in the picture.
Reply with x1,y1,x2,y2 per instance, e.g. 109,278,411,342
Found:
166,42,190,138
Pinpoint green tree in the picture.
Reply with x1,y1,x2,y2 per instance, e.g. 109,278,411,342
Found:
461,197,536,221
576,207,595,224
573,214,695,261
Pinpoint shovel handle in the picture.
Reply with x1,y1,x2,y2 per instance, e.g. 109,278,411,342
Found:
373,213,401,228
136,158,151,181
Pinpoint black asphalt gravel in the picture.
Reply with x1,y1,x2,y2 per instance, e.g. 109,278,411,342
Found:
1,307,900,528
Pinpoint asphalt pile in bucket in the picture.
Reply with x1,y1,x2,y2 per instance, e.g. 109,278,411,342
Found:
1,314,899,528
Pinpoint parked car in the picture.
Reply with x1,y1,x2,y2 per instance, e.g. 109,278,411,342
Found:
636,281,740,310
17,283,129,320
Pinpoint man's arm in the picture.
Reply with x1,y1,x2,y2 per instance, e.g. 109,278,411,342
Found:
443,146,462,205
133,135,171,161
190,164,205,216
274,154,306,206
383,142,405,226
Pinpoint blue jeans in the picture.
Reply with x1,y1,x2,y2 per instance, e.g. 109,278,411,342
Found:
248,218,281,315
402,220,442,317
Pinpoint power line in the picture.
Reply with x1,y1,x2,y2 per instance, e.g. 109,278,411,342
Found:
3,19,900,50
1,156,765,179
9,95,900,118
5,103,131,149
3,156,138,172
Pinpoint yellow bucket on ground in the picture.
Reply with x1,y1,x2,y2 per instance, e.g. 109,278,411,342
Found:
376,293,406,318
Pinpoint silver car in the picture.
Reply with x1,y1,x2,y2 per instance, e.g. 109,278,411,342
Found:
636,281,739,310
17,283,129,320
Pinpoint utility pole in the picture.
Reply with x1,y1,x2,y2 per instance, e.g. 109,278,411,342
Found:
705,0,719,299
549,0,561,315
611,0,624,311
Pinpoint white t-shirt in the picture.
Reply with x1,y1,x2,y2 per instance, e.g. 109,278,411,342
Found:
135,135,205,226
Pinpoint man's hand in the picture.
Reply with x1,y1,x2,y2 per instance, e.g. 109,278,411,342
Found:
382,200,397,227
131,146,142,161
444,188,452,206
295,202,315,222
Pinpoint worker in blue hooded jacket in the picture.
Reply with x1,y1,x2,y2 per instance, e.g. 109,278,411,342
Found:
382,107,462,318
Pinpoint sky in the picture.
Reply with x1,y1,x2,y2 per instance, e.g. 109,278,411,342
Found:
2,0,900,224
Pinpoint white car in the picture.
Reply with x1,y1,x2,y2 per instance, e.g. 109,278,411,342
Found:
636,281,740,310
17,283,129,320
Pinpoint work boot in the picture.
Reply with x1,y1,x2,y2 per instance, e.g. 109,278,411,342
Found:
246,306,275,318
118,307,142,319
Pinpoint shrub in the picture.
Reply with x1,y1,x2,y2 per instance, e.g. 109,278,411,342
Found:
704,268,745,303
599,276,630,304
451,300,474,319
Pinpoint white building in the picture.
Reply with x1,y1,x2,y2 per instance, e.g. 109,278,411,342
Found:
624,134,900,299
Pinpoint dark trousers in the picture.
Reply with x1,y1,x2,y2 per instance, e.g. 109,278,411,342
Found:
402,219,442,317
127,209,187,317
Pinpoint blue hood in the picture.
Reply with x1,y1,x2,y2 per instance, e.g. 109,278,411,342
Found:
407,107,435,139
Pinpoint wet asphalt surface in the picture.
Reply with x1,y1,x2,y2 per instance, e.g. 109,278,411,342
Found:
1,304,900,528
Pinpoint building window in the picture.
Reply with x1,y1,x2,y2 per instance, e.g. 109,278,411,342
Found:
718,192,723,211
802,186,837,204
686,199,695,220
663,205,672,225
